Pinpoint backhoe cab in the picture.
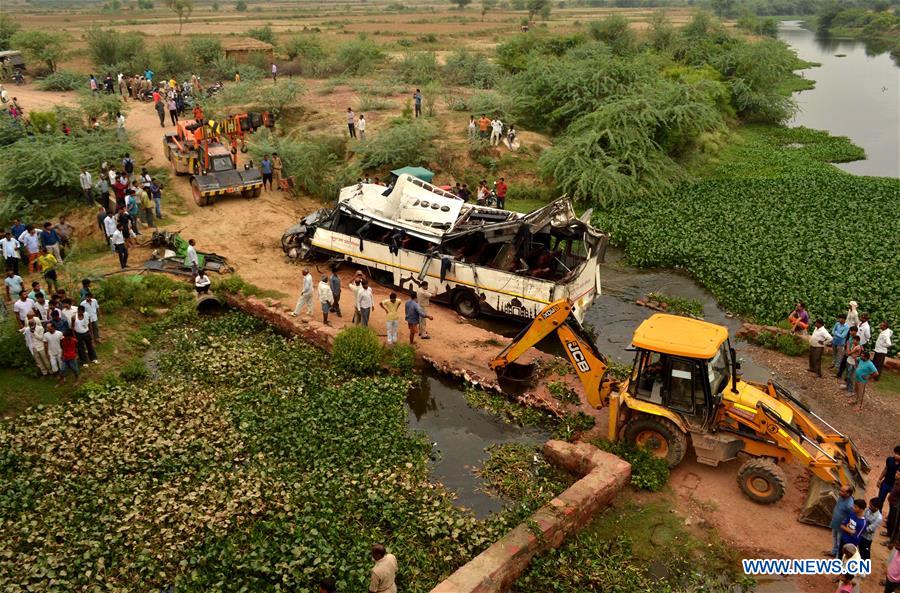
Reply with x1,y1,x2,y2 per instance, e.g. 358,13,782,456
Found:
490,301,868,526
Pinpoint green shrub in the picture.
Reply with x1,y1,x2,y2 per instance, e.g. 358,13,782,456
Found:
284,34,325,61
0,319,32,370
78,94,122,121
245,24,275,44
646,291,704,318
205,55,238,80
86,28,144,68
248,129,350,200
155,42,192,78
353,119,437,170
592,439,670,491
397,51,439,84
587,15,635,55
38,71,84,92
443,48,501,89
335,35,385,75
118,358,149,382
385,343,416,373
357,95,393,111
746,330,809,357
188,36,223,68
211,274,268,297
93,274,187,314
332,326,383,375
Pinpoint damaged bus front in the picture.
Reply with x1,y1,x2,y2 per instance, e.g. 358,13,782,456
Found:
282,174,608,322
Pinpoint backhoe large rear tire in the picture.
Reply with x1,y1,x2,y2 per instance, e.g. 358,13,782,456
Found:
622,416,688,468
737,458,786,504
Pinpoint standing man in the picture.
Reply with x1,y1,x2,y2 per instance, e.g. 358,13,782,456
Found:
23,318,50,375
357,280,374,327
18,225,40,274
468,115,476,138
328,266,342,317
271,61,277,83
494,177,508,209
154,95,166,127
291,268,314,318
79,167,94,204
477,114,491,139
122,153,135,182
831,313,849,368
380,292,402,345
318,274,334,325
42,323,64,378
80,292,101,344
272,152,283,190
807,318,831,378
860,497,883,561
826,486,855,557
347,108,356,138
95,174,110,210
167,95,178,126
357,113,366,141
368,543,398,593
876,446,900,512
853,351,879,410
490,118,503,146
73,305,99,365
13,292,34,327
1,230,20,275
111,223,128,269
404,278,433,339
116,112,126,141
5,269,23,302
404,291,432,346
857,313,872,347
40,222,63,263
349,272,364,324
413,88,422,118
140,184,156,228
186,239,199,277
37,248,59,294
873,321,893,379
103,210,118,249
839,499,868,553
58,330,80,385
260,155,274,192
149,178,164,219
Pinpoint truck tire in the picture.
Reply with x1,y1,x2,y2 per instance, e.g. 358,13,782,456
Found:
452,289,480,319
622,416,688,468
252,187,261,198
737,458,786,504
191,179,208,207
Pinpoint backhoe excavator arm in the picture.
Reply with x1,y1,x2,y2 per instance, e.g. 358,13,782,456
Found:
490,299,613,408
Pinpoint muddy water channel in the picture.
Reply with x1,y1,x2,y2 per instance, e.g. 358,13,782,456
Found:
406,374,548,518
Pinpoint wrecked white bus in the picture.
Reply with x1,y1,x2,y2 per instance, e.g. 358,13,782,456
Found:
281,174,608,322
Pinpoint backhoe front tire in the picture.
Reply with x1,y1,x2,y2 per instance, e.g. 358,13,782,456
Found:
737,458,786,504
622,416,687,468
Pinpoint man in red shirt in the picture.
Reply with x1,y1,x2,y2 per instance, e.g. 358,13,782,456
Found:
58,329,80,385
494,177,508,209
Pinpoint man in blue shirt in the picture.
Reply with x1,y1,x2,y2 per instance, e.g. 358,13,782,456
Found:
413,89,422,118
853,351,879,410
827,486,855,557
831,313,849,368
40,222,63,264
260,155,273,192
404,291,432,346
839,498,868,549
876,446,900,511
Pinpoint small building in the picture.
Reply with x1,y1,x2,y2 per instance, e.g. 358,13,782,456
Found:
222,37,274,64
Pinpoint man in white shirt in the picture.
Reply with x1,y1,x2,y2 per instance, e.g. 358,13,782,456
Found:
5,270,23,301
490,118,503,146
18,226,40,273
872,321,892,379
356,280,374,327
317,274,334,325
32,292,48,322
116,112,126,140
271,62,277,83
43,324,63,375
1,230,21,275
858,314,872,347
80,292,101,343
60,299,77,328
357,113,366,141
291,268,314,317
73,307,99,364
22,318,50,375
348,271,364,324
79,168,93,204
185,238,199,276
808,318,832,378
103,211,117,249
13,292,34,327
368,543,398,593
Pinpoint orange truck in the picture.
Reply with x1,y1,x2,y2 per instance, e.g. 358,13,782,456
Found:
163,111,274,206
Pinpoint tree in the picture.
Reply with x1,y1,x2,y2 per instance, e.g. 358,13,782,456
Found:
527,0,549,21
10,30,66,72
235,0,247,11
451,0,472,8
481,0,496,21
211,0,220,9
165,0,193,35
0,14,20,51
539,2,551,19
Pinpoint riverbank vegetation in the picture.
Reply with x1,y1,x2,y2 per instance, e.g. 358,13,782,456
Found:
595,124,900,326
816,4,900,58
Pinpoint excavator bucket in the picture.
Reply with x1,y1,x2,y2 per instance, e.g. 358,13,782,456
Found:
798,468,867,527
495,361,536,395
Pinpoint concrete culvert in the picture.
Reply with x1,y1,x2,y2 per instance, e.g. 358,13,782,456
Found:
195,294,223,314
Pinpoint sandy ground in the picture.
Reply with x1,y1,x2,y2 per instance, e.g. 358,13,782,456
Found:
10,81,898,593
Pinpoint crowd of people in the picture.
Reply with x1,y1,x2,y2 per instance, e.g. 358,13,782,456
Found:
289,266,433,346
827,445,900,593
4,213,103,384
469,114,517,148
791,300,893,410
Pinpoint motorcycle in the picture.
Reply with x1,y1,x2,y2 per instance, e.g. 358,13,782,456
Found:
477,189,499,209
205,81,224,99
12,70,25,86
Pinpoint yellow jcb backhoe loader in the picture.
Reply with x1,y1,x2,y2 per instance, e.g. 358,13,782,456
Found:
489,299,868,526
